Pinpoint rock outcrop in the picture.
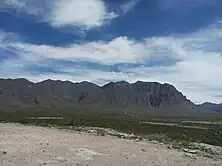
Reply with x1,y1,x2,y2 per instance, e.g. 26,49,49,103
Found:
0,78,192,109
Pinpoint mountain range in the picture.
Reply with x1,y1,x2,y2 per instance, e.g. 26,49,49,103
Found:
199,102,222,113
0,78,221,116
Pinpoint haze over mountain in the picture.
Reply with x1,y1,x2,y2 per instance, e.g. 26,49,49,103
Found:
199,102,222,113
0,0,222,104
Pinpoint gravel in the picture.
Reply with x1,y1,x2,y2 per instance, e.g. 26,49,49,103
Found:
0,123,221,166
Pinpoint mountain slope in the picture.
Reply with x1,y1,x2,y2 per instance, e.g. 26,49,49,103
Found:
200,102,222,113
0,78,192,109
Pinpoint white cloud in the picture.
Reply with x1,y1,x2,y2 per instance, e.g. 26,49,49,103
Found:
1,21,222,103
0,30,12,49
0,57,133,85
1,1,222,104
9,23,221,66
10,36,148,64
1,0,44,15
47,0,117,29
121,0,142,14
0,31,5,43
0,0,118,29
4,0,25,8
0,0,143,31
124,58,222,104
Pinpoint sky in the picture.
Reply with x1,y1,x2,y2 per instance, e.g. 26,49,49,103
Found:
0,0,222,104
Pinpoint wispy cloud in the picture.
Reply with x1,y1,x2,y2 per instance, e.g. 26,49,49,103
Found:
120,0,142,14
1,0,44,15
1,20,222,103
6,21,222,64
10,36,148,64
0,0,222,104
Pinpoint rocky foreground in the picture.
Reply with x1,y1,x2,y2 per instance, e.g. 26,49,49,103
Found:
0,123,221,166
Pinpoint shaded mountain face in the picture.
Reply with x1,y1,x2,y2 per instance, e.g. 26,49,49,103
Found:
0,78,192,109
131,81,191,107
199,102,222,113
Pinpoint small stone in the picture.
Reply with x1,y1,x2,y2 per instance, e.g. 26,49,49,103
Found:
142,149,146,152
183,148,197,154
185,153,198,159
167,145,173,149
135,139,140,142
138,137,143,140
2,151,7,154
185,153,193,157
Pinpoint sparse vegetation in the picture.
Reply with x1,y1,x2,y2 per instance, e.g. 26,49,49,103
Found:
0,106,222,147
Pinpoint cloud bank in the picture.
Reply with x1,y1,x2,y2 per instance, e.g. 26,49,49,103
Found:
1,21,222,103
0,0,222,104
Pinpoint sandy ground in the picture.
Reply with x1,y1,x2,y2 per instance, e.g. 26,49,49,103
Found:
0,123,221,166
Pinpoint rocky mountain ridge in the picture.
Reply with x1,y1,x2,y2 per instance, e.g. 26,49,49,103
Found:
0,78,192,109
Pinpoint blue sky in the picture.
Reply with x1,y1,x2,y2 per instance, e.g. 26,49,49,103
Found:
0,0,222,103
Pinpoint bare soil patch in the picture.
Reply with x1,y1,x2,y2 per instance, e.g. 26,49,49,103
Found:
0,123,221,166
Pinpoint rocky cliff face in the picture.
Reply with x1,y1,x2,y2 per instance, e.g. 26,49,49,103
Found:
0,78,192,109
131,81,190,107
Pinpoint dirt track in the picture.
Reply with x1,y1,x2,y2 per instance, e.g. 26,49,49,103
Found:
0,123,221,166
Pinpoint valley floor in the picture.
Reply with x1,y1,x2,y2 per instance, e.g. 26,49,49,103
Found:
0,123,221,166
